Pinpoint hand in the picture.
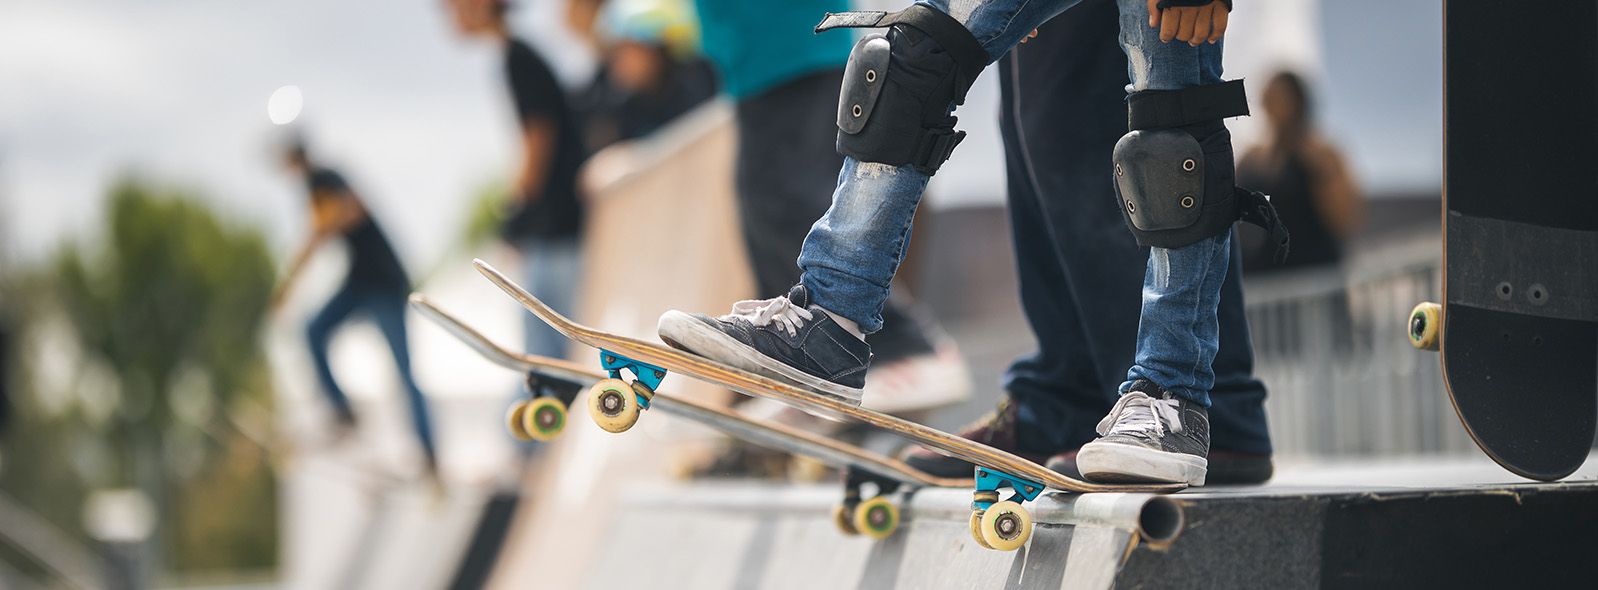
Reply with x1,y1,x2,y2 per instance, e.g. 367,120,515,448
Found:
1020,29,1039,44
1147,0,1229,46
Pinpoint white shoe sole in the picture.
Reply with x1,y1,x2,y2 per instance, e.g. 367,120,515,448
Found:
658,310,864,406
1077,441,1208,486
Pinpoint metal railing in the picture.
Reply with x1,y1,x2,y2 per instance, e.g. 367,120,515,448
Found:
1243,231,1477,458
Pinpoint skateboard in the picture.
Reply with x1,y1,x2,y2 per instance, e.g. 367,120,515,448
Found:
409,294,973,541
469,259,1184,551
1407,1,1597,482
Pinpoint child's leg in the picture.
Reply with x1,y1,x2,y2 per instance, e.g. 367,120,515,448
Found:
798,0,1080,333
1111,0,1240,406
1076,0,1269,485
659,0,1079,403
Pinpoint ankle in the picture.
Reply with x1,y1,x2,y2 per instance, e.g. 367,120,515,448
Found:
819,307,866,341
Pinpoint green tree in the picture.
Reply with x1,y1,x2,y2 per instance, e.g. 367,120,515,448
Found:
2,177,279,578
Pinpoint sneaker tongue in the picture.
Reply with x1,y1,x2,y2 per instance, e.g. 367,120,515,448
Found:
785,284,811,308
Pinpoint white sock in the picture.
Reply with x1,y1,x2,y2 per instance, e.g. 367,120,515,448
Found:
819,307,867,342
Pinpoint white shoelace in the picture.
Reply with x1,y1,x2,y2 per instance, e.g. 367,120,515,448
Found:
721,296,814,337
1095,391,1184,438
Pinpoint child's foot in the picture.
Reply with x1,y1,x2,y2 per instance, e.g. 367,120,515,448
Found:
1053,448,1270,485
1077,380,1210,485
658,285,870,405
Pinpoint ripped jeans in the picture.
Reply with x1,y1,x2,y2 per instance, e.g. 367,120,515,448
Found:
796,0,1232,405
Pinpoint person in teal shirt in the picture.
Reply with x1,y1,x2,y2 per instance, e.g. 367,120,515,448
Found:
693,0,971,415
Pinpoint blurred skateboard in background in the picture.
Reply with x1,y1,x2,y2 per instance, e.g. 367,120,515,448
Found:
409,294,974,541
471,260,1184,552
1407,1,1597,482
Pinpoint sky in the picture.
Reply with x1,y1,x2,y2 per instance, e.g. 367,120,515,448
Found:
0,0,1443,273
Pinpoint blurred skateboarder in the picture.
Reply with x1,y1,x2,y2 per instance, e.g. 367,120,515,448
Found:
446,0,589,361
274,141,440,479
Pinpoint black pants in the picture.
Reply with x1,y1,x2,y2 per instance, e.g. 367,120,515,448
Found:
998,0,1272,455
734,69,932,361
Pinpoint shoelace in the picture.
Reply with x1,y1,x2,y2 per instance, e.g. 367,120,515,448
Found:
1095,391,1184,438
721,295,815,337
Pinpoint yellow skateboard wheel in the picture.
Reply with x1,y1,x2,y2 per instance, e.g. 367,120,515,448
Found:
977,501,1032,551
852,496,900,540
832,503,860,536
587,378,642,433
519,397,567,442
1409,302,1442,351
969,510,992,549
506,401,533,441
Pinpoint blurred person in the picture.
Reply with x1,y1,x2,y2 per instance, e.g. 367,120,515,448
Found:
1237,71,1363,272
902,0,1272,484
570,0,719,150
692,0,970,416
446,0,589,360
657,0,1287,486
273,142,440,479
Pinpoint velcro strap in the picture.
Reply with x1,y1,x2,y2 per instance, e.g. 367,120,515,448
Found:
816,6,988,79
1128,80,1250,130
1235,188,1291,264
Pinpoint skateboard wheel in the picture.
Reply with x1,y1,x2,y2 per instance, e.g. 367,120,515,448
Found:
852,496,899,540
587,378,641,433
832,503,860,536
977,501,1032,551
1409,302,1442,351
520,397,567,442
506,401,533,441
968,511,993,549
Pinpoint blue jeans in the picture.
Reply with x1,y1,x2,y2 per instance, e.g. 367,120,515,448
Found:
307,282,437,462
797,0,1233,405
997,0,1269,454
517,237,582,360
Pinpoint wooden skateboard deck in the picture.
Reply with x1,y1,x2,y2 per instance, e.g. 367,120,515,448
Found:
469,261,1181,550
472,260,1181,494
1409,2,1598,482
409,294,968,539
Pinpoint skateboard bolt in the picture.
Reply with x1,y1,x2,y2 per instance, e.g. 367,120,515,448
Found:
1125,200,1136,213
865,69,877,83
997,515,1018,537
852,104,863,117
1182,159,1196,171
1180,195,1195,208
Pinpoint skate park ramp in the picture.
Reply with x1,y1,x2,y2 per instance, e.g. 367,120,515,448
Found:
585,456,1598,589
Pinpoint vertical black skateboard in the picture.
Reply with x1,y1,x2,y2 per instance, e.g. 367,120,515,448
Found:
1408,1,1597,481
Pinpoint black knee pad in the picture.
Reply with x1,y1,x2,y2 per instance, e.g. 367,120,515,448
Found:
1113,81,1290,260
818,6,987,174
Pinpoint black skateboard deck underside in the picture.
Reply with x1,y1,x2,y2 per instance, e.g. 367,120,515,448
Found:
1442,1,1598,480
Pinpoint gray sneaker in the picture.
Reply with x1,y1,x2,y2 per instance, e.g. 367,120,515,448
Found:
1077,380,1210,485
657,285,871,405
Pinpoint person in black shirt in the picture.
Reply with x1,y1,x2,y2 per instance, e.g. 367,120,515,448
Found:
1237,71,1364,273
448,0,587,359
274,142,440,477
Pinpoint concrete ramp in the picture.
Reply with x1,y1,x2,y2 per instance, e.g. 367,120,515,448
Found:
583,463,1598,589
585,485,1154,590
